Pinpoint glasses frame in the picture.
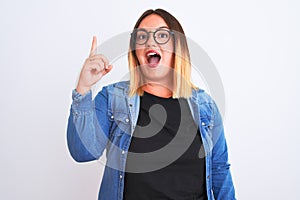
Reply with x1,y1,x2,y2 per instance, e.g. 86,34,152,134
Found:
131,28,174,45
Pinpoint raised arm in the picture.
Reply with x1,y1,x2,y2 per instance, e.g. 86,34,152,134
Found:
66,36,113,162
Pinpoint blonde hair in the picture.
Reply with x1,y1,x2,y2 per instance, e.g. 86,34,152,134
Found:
128,9,197,98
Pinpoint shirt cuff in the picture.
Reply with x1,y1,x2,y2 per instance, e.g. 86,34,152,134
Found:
72,89,93,110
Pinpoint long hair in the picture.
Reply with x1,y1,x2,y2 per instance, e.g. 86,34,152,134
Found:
128,8,196,98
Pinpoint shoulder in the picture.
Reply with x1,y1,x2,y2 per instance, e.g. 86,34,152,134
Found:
192,88,222,123
102,80,130,93
94,81,130,109
192,87,215,105
96,80,130,97
94,81,130,106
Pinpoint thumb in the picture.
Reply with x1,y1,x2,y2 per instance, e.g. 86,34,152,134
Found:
103,64,113,75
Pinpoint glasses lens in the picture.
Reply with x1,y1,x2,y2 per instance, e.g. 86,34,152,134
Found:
135,30,148,45
155,30,170,44
133,29,172,45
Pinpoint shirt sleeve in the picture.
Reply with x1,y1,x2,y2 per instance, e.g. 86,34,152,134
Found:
211,100,236,199
66,89,110,162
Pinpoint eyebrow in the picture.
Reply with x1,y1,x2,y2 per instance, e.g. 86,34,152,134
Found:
159,26,169,29
136,26,170,31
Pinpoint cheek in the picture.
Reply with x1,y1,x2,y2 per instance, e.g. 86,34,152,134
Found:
135,49,144,63
162,51,174,66
161,42,174,64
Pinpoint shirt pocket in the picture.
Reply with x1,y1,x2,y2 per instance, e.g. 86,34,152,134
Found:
106,111,130,159
108,110,131,137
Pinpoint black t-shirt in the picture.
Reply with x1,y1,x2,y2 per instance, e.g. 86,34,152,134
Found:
123,91,207,200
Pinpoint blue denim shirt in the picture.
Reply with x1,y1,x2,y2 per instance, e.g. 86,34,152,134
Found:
67,81,236,200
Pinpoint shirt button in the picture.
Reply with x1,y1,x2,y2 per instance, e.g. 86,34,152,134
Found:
201,122,205,126
110,115,114,119
122,150,125,155
125,118,129,123
119,175,123,179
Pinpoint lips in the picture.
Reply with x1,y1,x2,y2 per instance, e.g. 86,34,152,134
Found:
146,50,161,67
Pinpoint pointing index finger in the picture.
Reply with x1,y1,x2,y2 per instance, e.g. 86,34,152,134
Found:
89,36,97,56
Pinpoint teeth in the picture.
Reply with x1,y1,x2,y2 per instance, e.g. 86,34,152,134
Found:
147,52,157,57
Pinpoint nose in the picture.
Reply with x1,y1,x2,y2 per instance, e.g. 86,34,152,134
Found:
145,32,156,47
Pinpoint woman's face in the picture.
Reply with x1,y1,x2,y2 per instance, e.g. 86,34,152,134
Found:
135,14,174,84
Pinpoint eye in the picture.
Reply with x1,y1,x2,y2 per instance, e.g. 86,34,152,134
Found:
136,31,147,41
156,30,169,39
137,34,146,40
158,32,168,39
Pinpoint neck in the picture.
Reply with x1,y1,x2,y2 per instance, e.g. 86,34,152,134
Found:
142,82,173,98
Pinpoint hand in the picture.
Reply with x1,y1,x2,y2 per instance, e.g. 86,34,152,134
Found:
76,36,113,95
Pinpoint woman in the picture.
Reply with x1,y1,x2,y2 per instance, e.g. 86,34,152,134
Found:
67,8,236,200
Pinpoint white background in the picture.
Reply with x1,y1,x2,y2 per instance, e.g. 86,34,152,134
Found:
0,0,299,199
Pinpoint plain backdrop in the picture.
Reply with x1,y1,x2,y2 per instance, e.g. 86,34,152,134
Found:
0,0,299,199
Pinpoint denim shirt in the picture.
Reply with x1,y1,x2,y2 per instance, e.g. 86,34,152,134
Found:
67,81,236,200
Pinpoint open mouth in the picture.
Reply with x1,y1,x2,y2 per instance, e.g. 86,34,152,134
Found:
146,50,161,67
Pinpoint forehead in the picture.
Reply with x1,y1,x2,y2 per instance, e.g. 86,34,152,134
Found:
138,14,169,29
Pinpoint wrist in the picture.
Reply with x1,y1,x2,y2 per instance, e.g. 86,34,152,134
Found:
76,85,91,95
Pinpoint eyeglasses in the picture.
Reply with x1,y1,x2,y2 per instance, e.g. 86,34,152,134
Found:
131,28,174,45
